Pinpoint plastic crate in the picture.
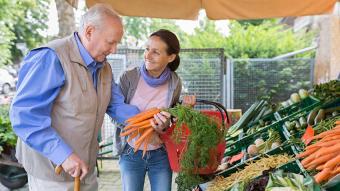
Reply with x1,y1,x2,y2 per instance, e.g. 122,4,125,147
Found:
218,143,296,178
277,159,309,177
246,112,278,132
222,122,290,172
238,121,283,148
280,111,311,152
275,96,321,120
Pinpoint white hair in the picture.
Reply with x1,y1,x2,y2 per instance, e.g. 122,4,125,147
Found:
78,4,122,33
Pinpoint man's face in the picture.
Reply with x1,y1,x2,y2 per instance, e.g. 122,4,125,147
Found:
84,16,123,62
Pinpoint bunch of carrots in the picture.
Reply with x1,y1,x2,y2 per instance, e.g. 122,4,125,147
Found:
296,120,340,184
120,107,161,157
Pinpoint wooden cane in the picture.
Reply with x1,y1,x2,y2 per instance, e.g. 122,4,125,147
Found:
55,165,80,191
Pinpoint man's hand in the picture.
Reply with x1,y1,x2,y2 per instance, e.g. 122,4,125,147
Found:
151,111,171,134
61,153,89,180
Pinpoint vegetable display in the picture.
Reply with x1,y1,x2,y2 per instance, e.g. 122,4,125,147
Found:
297,120,340,183
207,154,292,191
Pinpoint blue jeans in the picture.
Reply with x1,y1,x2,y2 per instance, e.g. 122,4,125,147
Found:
119,144,172,191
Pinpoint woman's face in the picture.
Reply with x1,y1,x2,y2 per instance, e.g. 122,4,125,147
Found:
144,36,175,77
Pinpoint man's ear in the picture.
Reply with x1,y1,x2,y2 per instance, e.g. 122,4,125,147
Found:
168,54,176,63
84,25,95,41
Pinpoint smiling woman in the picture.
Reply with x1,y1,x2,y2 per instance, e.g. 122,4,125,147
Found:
116,29,196,191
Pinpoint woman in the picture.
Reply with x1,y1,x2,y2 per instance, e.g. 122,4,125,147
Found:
118,29,195,191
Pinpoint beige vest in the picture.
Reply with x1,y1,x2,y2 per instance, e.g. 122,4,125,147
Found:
16,34,112,183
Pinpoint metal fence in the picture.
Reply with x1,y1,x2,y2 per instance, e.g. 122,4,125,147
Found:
227,58,315,111
108,48,226,106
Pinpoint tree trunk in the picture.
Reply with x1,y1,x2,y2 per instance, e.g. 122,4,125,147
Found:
55,0,76,38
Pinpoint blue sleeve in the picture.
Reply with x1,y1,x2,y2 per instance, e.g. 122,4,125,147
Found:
106,80,140,125
10,48,73,165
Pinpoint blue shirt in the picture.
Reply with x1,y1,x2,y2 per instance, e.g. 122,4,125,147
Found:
10,33,139,165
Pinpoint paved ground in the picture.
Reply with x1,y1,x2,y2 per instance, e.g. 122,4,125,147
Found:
0,160,178,191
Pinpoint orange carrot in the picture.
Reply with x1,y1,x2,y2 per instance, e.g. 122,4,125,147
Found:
312,129,340,140
324,154,340,169
142,133,152,157
296,147,319,159
314,168,332,183
332,165,340,175
138,123,153,129
309,140,340,149
134,139,144,152
316,164,325,171
301,153,317,167
335,121,340,125
125,107,159,123
127,109,161,125
320,135,340,142
135,128,154,146
124,120,151,130
120,126,138,137
314,143,340,158
127,131,139,142
308,152,337,168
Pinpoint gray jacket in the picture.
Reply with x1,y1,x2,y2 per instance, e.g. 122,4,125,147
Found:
114,66,182,155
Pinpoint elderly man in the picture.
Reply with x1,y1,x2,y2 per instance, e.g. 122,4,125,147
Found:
10,4,139,190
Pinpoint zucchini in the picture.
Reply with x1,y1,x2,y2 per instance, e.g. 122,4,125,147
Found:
324,106,340,114
307,109,319,126
314,109,326,125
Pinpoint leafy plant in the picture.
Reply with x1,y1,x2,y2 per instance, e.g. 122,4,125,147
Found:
0,0,48,66
0,105,17,154
311,80,340,102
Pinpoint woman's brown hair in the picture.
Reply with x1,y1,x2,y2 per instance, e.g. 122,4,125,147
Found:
150,29,180,71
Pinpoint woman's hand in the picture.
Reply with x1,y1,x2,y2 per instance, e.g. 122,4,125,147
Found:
151,111,171,134
182,95,196,107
